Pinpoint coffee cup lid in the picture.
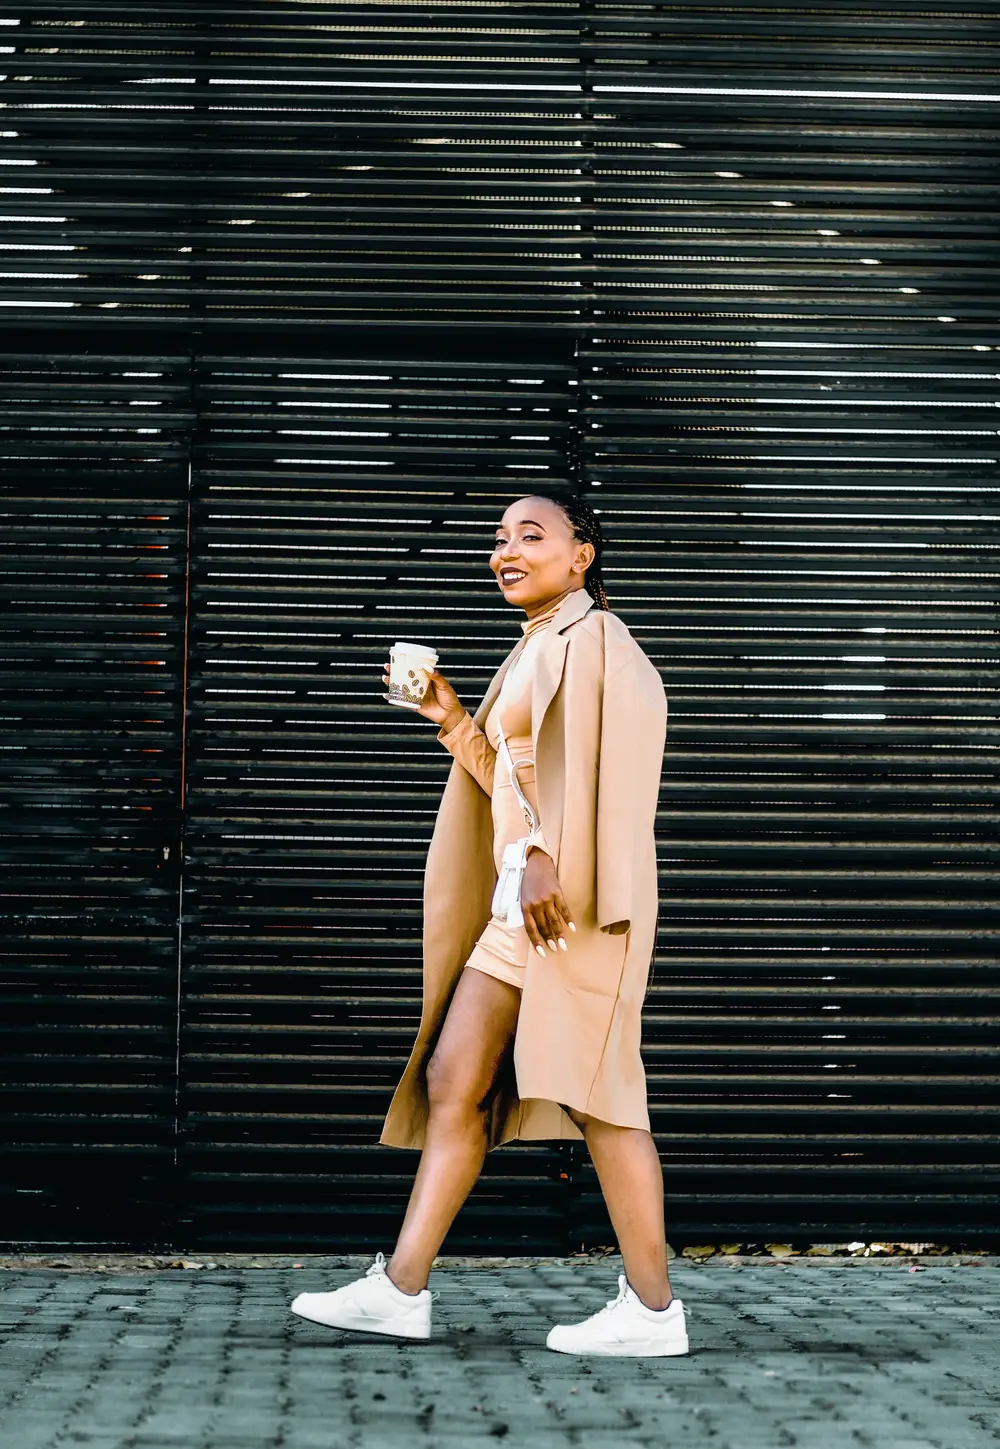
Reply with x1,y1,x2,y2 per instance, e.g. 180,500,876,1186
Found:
393,640,438,659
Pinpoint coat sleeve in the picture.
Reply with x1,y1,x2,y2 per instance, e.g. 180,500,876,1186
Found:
441,714,555,854
437,710,496,797
595,637,667,936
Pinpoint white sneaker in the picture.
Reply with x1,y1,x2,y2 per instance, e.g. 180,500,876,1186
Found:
290,1252,431,1341
546,1274,689,1357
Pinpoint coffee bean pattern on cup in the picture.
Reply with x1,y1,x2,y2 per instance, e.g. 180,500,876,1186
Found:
385,640,439,710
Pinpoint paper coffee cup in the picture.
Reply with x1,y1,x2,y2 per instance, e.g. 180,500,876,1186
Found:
385,640,439,710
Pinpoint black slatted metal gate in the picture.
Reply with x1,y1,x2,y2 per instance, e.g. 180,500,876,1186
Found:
1,3,997,1251
0,345,191,1243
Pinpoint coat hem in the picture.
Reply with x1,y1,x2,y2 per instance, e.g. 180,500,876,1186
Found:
494,1093,651,1143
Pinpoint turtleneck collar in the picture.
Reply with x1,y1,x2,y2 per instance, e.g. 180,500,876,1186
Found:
519,585,583,638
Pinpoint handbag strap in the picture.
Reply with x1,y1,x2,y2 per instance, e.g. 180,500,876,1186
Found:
494,655,538,834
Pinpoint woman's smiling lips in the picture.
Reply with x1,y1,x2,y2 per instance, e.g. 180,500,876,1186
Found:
499,568,528,588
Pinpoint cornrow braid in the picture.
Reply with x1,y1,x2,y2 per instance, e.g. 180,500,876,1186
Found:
527,490,610,611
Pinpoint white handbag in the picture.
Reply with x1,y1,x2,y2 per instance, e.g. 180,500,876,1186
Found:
489,658,538,929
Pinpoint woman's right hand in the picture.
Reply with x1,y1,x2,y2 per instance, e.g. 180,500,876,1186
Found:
382,660,467,732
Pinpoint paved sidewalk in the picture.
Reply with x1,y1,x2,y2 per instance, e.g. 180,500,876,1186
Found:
1,1261,997,1448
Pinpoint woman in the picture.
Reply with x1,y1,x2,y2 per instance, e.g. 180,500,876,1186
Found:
291,491,688,1357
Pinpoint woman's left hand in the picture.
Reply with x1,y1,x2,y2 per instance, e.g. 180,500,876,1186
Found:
521,850,575,956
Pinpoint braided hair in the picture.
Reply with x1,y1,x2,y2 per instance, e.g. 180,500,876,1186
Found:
525,490,610,612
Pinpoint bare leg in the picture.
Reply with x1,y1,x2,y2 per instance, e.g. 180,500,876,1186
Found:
570,1112,674,1311
388,967,521,1294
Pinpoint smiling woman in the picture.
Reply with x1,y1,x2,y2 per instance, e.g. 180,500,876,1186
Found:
293,490,686,1358
491,491,611,615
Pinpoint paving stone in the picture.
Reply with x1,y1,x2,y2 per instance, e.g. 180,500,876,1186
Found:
0,1262,997,1448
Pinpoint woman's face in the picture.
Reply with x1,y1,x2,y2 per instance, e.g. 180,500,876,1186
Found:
490,496,594,609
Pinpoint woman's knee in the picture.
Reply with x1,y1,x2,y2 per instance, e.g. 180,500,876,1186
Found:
425,1046,490,1118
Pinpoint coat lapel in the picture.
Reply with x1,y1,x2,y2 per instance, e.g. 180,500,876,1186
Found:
529,588,595,748
472,587,595,740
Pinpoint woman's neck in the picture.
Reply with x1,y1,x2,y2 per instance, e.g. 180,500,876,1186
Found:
522,583,582,623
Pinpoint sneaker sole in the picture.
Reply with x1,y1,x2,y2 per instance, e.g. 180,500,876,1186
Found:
290,1301,430,1341
547,1334,689,1357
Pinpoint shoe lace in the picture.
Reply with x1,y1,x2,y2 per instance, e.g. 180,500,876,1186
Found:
597,1275,688,1319
366,1253,437,1301
593,1274,629,1318
366,1252,388,1278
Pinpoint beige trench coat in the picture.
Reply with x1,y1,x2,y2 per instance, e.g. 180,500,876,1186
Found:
379,587,668,1150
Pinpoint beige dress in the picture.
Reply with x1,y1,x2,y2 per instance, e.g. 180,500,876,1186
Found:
436,594,563,988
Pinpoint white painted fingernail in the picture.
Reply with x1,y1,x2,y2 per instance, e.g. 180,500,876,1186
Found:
535,944,546,957
547,939,557,953
568,922,577,932
558,938,567,952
